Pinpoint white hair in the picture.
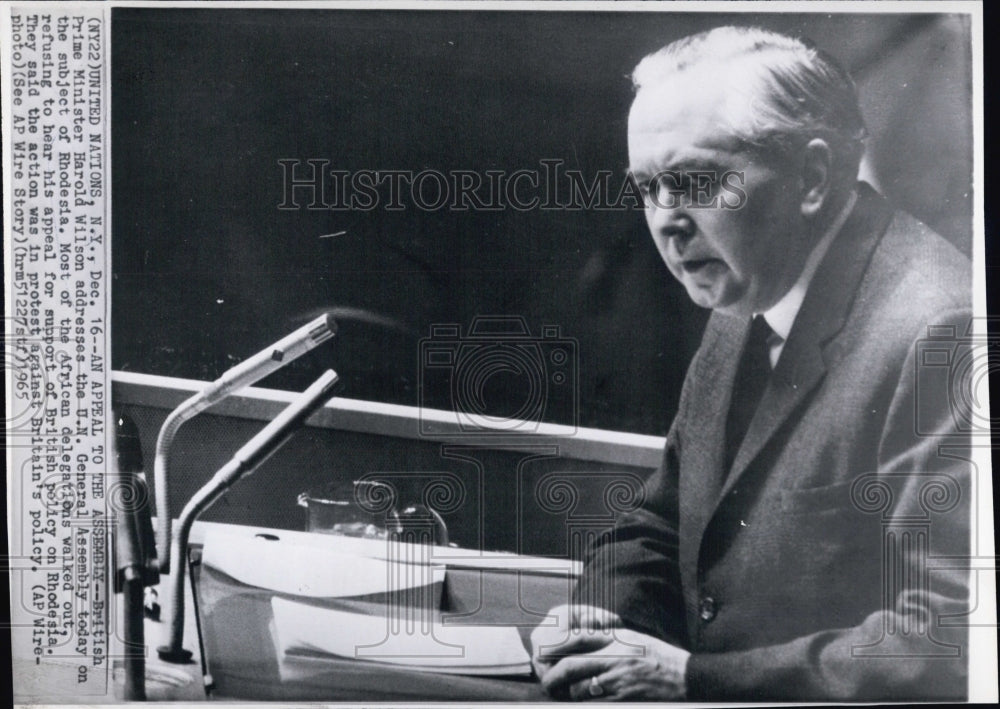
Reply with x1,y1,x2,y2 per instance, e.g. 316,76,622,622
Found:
632,26,867,174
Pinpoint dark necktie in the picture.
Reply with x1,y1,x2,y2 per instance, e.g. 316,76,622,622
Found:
724,316,775,472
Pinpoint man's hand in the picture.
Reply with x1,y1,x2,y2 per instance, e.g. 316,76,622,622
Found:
530,604,621,682
531,607,689,701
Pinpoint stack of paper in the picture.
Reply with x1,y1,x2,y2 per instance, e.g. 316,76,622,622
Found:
200,527,444,603
271,597,532,676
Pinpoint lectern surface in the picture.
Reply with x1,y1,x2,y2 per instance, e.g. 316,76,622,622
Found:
188,525,576,701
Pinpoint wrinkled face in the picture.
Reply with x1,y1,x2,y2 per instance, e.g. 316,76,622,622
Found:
628,77,809,316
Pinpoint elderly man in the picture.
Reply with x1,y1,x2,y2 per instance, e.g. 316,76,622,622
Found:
531,26,970,701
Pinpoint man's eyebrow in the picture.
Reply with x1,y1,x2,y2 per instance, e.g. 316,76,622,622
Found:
627,157,731,179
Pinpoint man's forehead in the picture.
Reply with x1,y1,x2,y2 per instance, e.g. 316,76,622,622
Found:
627,119,750,175
628,67,736,126
626,75,752,172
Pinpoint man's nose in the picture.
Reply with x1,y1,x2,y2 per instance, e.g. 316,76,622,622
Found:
649,203,695,246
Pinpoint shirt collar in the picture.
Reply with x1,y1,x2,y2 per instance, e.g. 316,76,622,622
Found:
760,189,857,341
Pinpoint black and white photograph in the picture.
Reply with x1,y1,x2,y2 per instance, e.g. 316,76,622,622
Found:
4,1,996,705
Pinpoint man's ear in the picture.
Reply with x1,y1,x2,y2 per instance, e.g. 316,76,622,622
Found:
799,138,834,218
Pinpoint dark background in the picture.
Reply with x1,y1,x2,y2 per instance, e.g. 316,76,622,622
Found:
112,9,973,436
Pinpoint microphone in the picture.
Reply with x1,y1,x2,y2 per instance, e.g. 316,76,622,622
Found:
153,313,337,572
158,369,340,663
188,312,337,413
202,369,341,487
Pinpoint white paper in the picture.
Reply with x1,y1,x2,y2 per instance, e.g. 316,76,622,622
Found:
201,526,444,599
271,596,531,676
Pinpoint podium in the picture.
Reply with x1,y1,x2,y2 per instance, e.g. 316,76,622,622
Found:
111,371,663,700
187,522,578,701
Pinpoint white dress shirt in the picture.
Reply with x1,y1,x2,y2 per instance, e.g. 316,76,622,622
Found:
759,190,858,369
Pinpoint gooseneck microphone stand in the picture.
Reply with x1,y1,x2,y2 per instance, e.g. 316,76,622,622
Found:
153,313,337,574
157,370,340,663
114,313,337,681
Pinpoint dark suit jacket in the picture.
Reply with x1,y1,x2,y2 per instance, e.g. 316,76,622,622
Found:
574,184,972,701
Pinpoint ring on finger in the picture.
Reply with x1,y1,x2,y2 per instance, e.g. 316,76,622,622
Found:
588,675,604,698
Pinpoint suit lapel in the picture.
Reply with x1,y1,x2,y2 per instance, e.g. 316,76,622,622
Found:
717,183,895,501
678,312,744,578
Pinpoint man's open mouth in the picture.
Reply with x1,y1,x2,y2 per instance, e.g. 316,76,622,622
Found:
681,258,721,273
